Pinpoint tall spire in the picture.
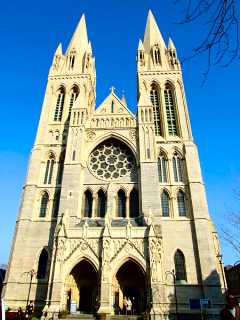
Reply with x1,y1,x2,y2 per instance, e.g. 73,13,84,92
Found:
143,10,166,52
66,14,89,53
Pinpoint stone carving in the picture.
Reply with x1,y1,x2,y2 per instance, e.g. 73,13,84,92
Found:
149,238,162,283
129,129,136,140
86,130,96,141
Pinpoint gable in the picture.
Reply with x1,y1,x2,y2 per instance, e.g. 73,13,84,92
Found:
94,92,135,119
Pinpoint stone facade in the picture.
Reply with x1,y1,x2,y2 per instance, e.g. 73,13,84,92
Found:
3,10,224,319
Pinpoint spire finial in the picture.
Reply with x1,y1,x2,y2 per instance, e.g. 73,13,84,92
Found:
143,10,166,52
110,86,115,94
66,14,89,53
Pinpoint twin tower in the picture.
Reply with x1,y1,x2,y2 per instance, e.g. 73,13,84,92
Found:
3,11,224,320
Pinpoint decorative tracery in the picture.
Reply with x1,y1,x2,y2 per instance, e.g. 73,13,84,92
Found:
89,139,136,181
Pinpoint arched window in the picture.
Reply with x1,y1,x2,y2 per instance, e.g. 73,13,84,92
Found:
37,249,48,279
164,84,178,136
161,191,170,217
150,83,161,136
97,190,106,218
69,86,79,118
152,45,161,65
172,153,184,182
53,190,60,218
39,192,49,218
54,87,65,121
174,250,187,281
158,154,167,183
68,50,76,69
84,190,93,218
118,190,126,218
57,152,65,184
129,189,139,218
177,191,186,216
44,154,55,184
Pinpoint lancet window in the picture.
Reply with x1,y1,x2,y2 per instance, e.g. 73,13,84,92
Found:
118,190,126,218
164,84,178,136
69,86,79,118
158,153,167,183
129,189,139,218
97,190,106,218
39,192,49,218
177,191,187,217
44,154,55,184
161,191,170,217
54,87,65,121
174,250,187,281
37,248,48,279
84,190,93,218
68,50,76,70
172,153,184,182
150,83,161,136
152,45,161,65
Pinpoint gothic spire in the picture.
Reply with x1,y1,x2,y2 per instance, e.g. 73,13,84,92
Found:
143,10,166,53
66,14,89,53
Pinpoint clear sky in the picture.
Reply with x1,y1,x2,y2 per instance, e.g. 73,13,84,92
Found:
0,0,239,265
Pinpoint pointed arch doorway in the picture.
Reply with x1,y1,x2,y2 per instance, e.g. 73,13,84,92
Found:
65,259,98,313
113,260,147,315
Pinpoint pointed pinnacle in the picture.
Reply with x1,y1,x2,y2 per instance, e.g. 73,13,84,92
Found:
121,91,127,106
138,39,145,51
143,10,166,53
168,38,176,49
66,14,89,53
55,43,62,56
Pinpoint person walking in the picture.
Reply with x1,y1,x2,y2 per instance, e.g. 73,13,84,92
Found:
220,294,240,320
25,301,34,320
127,298,132,316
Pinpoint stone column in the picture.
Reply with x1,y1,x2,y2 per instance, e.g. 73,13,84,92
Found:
98,229,112,315
126,195,130,218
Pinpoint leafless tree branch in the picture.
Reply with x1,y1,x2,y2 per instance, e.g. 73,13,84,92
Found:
173,0,240,80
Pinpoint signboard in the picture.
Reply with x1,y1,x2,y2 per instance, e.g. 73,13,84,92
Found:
70,301,77,313
200,299,211,309
189,299,201,310
189,298,211,310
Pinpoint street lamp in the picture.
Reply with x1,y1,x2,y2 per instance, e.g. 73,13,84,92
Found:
22,269,36,309
216,253,227,293
166,269,178,320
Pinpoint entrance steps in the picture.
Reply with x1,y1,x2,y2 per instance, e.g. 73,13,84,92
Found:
63,314,96,320
110,316,142,320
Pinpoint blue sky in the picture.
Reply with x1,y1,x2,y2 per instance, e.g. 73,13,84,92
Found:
0,0,240,265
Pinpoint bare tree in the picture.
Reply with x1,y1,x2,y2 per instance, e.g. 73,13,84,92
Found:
174,0,239,80
221,192,240,257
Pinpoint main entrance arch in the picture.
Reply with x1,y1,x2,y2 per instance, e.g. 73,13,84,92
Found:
113,260,147,315
65,259,98,313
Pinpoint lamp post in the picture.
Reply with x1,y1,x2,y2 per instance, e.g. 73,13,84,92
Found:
166,269,178,320
216,253,227,294
23,269,36,310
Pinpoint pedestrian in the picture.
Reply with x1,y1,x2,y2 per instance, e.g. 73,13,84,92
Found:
123,296,128,315
25,301,34,320
220,294,240,320
16,307,23,320
127,297,132,315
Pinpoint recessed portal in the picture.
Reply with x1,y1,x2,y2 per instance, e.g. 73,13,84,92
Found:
65,259,98,313
113,260,147,315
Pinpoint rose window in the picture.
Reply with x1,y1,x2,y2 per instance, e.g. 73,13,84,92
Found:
89,139,136,180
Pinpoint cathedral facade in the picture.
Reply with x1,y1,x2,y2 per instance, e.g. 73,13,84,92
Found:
3,11,224,319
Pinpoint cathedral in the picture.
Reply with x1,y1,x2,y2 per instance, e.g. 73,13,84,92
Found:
3,10,225,320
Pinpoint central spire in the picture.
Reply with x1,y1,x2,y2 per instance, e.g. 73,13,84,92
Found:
67,14,89,53
143,10,166,52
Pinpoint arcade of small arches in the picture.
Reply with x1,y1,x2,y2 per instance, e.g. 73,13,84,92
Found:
82,188,139,219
